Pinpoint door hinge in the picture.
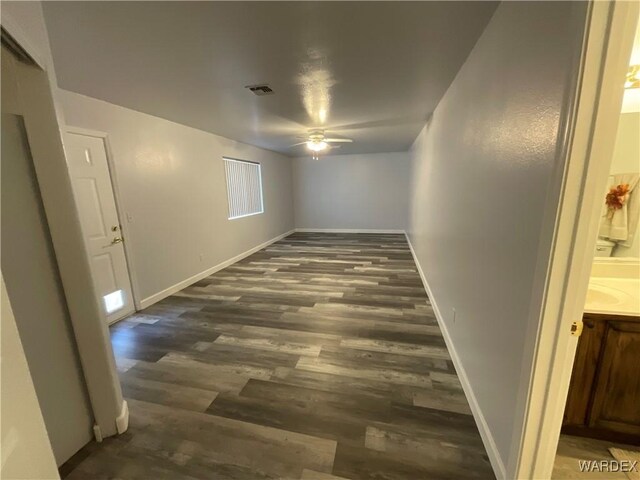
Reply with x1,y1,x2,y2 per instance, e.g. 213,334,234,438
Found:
570,320,583,337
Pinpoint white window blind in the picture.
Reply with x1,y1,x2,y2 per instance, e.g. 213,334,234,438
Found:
223,158,264,219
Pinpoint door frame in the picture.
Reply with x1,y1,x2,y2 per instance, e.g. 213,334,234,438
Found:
1,16,127,439
510,2,639,478
65,126,142,314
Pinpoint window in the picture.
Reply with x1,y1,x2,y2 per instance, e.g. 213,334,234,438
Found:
223,157,264,219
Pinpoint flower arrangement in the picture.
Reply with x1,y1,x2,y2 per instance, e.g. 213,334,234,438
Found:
605,183,630,218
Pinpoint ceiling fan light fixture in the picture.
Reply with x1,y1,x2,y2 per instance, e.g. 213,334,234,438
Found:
307,140,328,152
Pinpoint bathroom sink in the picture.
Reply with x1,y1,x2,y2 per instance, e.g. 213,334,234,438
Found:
585,284,624,306
584,279,640,315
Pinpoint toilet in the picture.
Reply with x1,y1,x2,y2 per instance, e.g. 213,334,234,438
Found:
594,238,616,257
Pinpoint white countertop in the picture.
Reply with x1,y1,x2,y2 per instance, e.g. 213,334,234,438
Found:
584,277,640,316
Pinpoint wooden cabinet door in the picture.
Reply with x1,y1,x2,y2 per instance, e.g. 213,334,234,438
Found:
563,318,606,426
589,321,640,436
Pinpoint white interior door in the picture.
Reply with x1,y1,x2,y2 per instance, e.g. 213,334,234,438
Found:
64,131,134,324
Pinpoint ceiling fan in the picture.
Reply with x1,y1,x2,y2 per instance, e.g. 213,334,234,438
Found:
290,129,353,158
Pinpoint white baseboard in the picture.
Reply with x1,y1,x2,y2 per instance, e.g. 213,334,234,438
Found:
404,233,507,480
295,228,405,234
139,229,295,309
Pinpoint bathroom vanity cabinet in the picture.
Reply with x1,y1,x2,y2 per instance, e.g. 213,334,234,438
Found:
563,312,640,445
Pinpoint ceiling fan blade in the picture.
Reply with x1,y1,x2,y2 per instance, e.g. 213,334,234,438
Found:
289,142,307,147
325,138,353,143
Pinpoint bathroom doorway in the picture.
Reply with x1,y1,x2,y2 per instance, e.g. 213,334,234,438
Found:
551,9,640,480
509,3,639,479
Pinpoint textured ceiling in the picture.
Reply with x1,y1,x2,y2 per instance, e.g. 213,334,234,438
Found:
43,1,498,156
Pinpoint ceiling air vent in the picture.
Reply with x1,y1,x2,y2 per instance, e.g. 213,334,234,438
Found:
245,84,274,96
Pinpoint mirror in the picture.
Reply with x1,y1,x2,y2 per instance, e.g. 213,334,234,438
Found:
594,110,639,265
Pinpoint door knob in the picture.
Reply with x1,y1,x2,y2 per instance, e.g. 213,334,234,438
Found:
111,237,123,245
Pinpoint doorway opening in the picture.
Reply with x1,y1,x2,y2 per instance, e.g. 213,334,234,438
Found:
512,3,639,479
1,22,126,462
552,14,640,480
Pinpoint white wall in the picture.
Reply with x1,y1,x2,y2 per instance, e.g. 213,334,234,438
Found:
293,152,410,231
1,277,60,480
59,90,294,306
407,2,586,477
621,23,640,114
610,113,640,174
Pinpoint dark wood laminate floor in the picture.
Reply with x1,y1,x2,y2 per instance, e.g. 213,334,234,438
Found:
62,233,494,480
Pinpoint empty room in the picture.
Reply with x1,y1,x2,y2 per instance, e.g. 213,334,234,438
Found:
1,1,639,480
